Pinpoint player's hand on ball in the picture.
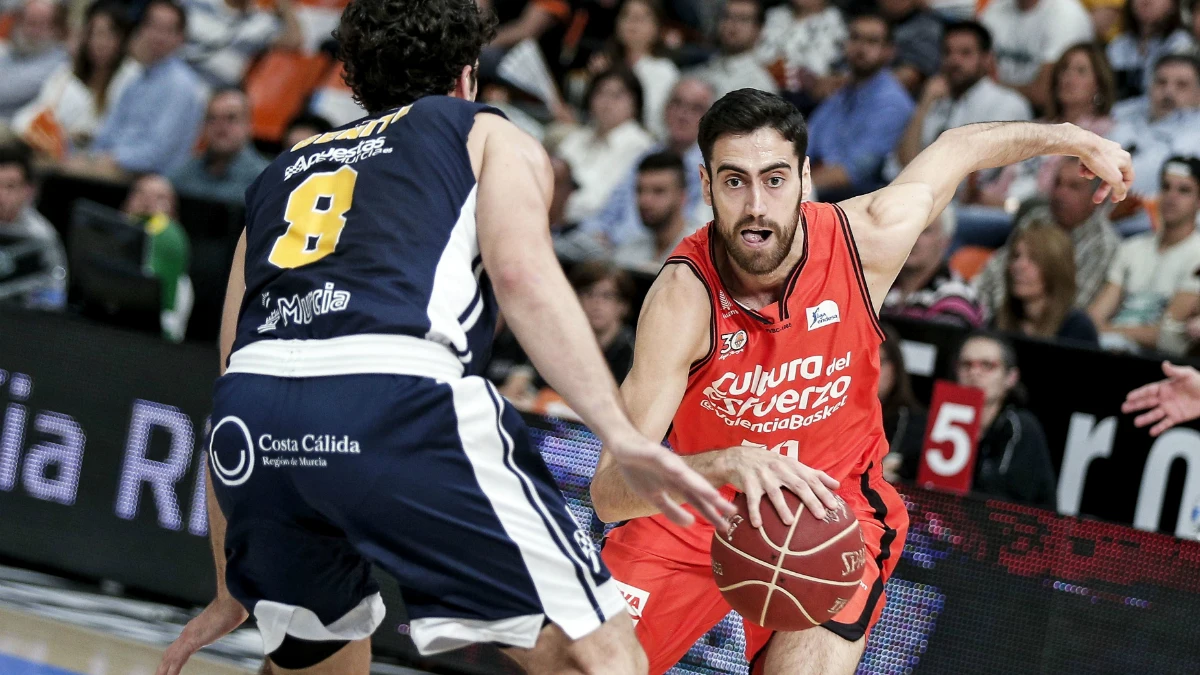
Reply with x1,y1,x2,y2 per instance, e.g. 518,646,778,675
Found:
609,434,735,529
1073,130,1133,204
1122,361,1200,436
722,445,840,528
156,593,248,675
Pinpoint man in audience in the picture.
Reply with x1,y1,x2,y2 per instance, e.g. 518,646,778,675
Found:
1089,156,1200,356
974,158,1121,314
0,143,65,311
0,0,67,123
806,13,914,201
181,0,302,87
896,21,1033,168
79,0,206,176
613,152,689,273
580,77,714,249
281,112,333,152
882,204,987,327
169,88,269,205
979,0,1093,111
690,0,778,99
120,174,192,342
878,0,944,95
1108,55,1200,203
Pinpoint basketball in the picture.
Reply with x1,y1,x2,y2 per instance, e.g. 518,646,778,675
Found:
710,489,866,631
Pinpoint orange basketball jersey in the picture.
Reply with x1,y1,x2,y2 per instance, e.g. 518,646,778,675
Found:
612,201,889,553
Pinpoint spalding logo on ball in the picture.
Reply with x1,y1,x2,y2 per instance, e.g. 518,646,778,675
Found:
710,489,866,631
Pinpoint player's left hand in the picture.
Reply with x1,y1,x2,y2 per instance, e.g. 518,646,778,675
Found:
1074,132,1134,204
608,433,735,530
156,593,248,675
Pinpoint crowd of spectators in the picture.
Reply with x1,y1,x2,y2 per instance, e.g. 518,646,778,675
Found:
3,0,1200,505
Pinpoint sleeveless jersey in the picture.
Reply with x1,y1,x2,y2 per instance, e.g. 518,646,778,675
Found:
610,202,889,553
229,96,503,377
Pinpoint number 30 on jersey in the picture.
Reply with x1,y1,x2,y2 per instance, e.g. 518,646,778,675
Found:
268,166,359,269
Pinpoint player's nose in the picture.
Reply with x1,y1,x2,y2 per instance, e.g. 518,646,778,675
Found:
747,183,767,217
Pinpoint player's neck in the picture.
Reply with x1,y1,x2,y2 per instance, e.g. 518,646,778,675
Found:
714,230,806,310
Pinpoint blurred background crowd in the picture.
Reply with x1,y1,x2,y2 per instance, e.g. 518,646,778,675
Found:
2,0,1200,507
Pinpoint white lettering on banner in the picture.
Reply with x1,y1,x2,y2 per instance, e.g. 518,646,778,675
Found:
1135,428,1200,539
1058,413,1117,516
257,282,351,333
701,352,855,431
925,403,977,476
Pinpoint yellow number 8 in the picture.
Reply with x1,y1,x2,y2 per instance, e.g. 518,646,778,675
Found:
268,165,359,269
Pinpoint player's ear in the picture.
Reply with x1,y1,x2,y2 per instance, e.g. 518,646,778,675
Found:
801,157,812,202
700,164,712,206
454,64,477,102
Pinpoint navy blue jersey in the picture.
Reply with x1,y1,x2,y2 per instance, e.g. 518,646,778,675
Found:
232,97,504,375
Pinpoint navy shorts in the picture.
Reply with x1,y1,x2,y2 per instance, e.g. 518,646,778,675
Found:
208,373,626,656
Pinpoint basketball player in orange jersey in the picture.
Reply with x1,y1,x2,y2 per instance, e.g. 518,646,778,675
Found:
590,88,1133,674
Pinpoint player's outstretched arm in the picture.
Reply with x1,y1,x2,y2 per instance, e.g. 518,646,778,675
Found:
839,122,1133,307
472,114,732,529
1122,361,1200,436
157,231,249,675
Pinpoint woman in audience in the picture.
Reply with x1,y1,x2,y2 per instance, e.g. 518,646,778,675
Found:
1106,0,1193,99
556,67,656,225
879,322,928,484
975,44,1116,208
955,332,1058,507
12,1,139,155
993,221,1100,345
590,0,679,140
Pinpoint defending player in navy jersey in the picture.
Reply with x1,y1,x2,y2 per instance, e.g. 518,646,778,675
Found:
155,0,732,672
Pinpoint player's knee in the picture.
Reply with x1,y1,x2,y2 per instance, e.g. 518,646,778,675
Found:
267,636,350,670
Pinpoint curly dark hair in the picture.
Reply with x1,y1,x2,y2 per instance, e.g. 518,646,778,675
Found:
334,0,497,113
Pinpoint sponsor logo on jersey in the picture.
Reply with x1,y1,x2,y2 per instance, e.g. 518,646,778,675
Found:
284,137,393,180
806,300,840,331
718,330,748,359
257,282,351,333
718,291,738,318
699,351,855,433
614,581,650,627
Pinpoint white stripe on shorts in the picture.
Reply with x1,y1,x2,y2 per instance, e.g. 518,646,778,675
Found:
411,377,614,654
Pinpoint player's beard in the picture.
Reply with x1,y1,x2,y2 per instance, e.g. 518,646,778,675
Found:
712,192,801,276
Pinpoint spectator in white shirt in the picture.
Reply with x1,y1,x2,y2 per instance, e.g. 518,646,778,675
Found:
690,0,778,99
980,0,1094,112
588,0,679,140
557,67,657,224
755,0,847,90
12,2,140,154
1107,0,1194,100
1089,156,1200,355
181,0,302,87
0,0,68,123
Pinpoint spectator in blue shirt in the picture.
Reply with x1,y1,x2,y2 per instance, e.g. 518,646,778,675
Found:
169,87,268,205
77,0,205,176
806,13,915,201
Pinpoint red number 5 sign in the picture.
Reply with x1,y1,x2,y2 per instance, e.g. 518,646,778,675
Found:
917,380,985,495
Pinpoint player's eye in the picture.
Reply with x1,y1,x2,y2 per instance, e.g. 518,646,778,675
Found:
767,176,784,187
725,177,743,188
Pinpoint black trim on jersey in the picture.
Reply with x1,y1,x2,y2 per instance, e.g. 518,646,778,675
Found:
823,464,898,642
705,213,810,323
831,203,886,342
663,257,719,375
705,234,771,325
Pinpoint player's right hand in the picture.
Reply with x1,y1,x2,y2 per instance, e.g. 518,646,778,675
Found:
607,434,735,529
1074,132,1134,204
1122,361,1200,436
156,593,248,675
721,445,840,529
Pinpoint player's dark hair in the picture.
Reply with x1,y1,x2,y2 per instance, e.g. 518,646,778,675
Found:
1153,52,1200,85
139,0,187,34
568,261,637,308
334,0,498,113
943,20,992,53
638,150,686,188
698,89,807,170
585,67,645,129
0,142,34,184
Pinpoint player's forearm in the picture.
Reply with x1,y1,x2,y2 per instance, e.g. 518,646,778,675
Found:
492,265,637,446
901,122,1090,188
591,450,728,523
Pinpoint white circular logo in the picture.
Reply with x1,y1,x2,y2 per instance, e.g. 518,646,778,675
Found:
730,330,748,351
209,416,255,487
